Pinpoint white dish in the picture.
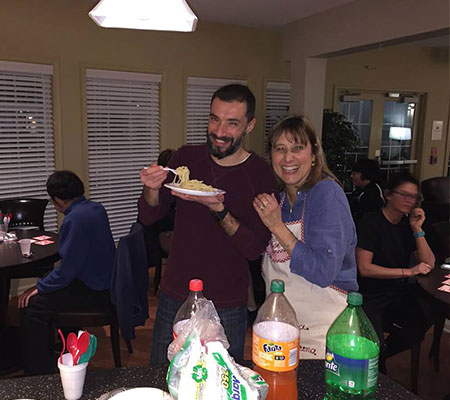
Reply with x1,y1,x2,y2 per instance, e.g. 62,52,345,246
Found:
164,182,225,196
109,387,171,400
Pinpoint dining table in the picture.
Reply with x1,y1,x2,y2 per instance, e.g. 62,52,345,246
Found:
0,229,60,327
416,264,450,306
0,359,420,399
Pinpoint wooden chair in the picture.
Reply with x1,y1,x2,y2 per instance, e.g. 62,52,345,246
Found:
0,198,48,230
52,224,149,368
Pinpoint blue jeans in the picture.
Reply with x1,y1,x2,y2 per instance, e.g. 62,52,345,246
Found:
150,291,248,365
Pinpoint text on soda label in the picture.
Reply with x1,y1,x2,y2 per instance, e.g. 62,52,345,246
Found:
324,348,379,391
253,332,299,372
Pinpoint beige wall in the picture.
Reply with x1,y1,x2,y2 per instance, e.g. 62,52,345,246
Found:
325,45,450,180
283,0,449,137
0,0,289,186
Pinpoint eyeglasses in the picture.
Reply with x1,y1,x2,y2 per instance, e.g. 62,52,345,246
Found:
391,190,423,202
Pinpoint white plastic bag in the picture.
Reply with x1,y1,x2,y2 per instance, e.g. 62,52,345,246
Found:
166,336,268,400
167,298,229,362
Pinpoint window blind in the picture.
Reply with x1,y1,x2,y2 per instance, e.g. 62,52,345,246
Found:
264,81,291,158
0,61,57,231
186,77,247,145
86,69,161,240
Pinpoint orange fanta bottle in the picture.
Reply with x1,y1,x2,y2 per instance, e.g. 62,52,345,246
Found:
252,279,299,400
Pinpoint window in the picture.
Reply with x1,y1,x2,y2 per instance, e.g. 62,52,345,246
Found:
0,61,57,231
86,69,161,240
264,81,291,158
185,77,247,145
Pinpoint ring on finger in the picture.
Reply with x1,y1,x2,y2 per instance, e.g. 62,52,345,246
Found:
262,200,269,207
259,205,265,211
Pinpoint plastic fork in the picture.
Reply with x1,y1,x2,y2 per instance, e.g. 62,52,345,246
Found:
162,167,178,175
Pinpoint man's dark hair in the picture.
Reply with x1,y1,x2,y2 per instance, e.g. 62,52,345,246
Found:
211,84,256,121
157,148,175,167
352,158,381,183
386,171,419,193
46,170,85,200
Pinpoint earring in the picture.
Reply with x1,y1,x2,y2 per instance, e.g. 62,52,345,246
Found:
311,160,315,166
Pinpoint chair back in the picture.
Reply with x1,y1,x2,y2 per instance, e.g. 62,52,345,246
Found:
0,198,48,230
421,177,449,203
110,222,149,342
430,221,450,264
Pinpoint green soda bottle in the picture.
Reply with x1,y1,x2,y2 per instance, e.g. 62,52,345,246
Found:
324,292,380,400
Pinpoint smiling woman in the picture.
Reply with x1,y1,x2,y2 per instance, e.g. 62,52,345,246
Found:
253,115,358,360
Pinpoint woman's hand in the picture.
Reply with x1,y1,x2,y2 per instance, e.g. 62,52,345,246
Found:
253,193,283,232
409,261,433,276
409,207,425,232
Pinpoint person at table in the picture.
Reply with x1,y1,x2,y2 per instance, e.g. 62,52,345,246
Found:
356,171,435,371
18,170,115,375
348,158,385,222
139,84,276,364
253,115,358,359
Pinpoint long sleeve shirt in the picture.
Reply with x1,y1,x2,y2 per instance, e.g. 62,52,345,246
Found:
37,197,115,294
138,145,277,307
286,179,358,292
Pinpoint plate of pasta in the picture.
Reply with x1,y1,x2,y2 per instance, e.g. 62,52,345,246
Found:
164,165,225,196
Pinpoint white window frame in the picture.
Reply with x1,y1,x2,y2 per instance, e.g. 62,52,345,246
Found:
0,61,57,231
185,77,247,145
264,81,291,159
86,68,161,240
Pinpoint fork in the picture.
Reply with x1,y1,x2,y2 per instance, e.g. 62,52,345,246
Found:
162,167,178,175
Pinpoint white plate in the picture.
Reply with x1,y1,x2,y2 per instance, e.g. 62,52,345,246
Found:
109,387,171,400
164,182,225,196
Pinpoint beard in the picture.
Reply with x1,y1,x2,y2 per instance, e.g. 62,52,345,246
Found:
206,128,246,159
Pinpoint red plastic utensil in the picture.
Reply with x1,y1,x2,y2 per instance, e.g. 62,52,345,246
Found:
58,329,66,364
67,332,78,364
73,331,90,365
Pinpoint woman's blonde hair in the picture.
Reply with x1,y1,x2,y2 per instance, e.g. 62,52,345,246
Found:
267,115,340,190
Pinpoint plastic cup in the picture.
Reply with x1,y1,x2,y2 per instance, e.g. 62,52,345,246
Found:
18,239,32,256
58,353,88,400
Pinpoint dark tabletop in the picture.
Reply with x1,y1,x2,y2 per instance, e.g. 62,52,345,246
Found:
0,360,420,400
0,229,60,278
417,265,450,305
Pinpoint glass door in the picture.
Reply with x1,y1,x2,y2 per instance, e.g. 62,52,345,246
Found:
335,90,421,188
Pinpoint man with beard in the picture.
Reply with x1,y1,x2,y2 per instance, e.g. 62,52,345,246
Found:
139,84,276,364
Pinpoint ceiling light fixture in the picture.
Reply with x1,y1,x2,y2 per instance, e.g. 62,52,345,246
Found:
89,0,198,32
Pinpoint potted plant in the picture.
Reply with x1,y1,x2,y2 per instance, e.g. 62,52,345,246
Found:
321,109,360,189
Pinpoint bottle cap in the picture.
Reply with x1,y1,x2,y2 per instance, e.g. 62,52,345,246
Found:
270,279,285,293
189,279,203,291
347,292,363,306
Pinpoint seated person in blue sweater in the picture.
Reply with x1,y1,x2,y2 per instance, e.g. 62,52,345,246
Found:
18,170,115,375
253,115,358,359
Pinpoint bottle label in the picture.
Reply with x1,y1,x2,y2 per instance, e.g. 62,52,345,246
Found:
252,331,299,372
325,347,379,391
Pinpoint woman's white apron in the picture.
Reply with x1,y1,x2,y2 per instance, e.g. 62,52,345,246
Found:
261,194,347,359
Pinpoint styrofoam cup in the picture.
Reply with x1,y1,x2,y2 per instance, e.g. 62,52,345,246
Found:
58,353,88,400
18,239,32,256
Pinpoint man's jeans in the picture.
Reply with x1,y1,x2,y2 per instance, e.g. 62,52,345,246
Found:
150,291,248,365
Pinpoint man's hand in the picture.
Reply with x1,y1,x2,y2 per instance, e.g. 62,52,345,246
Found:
140,164,168,190
171,191,225,212
409,207,425,232
18,286,38,309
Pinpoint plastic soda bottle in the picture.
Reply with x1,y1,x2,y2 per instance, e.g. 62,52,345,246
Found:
252,279,299,400
173,279,204,338
324,292,380,400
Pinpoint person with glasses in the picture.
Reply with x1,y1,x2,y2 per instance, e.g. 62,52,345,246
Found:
356,171,435,372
